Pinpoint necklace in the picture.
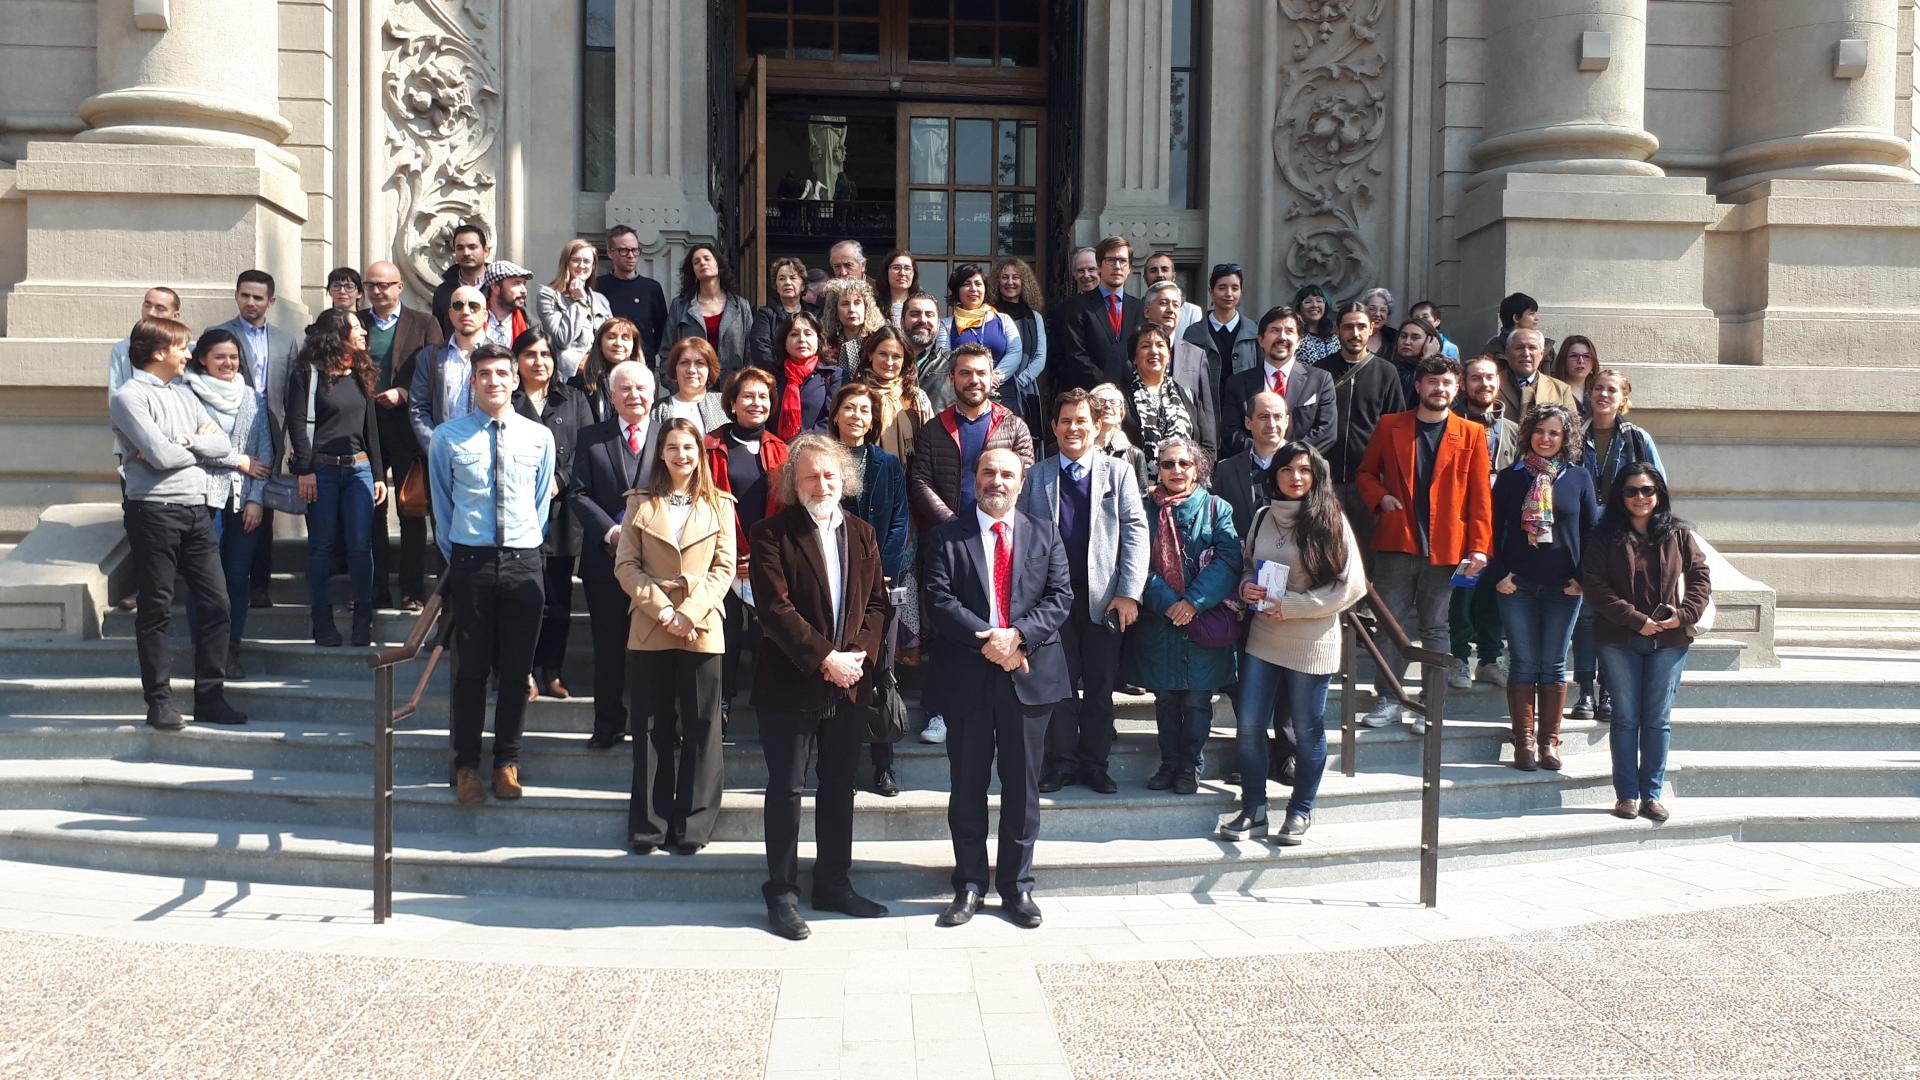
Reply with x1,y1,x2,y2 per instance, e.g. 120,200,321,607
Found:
666,492,693,507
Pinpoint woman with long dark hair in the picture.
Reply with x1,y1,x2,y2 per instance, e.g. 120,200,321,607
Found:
1570,367,1666,720
1581,464,1710,823
1292,284,1339,364
513,328,591,699
768,310,844,441
1487,403,1599,772
575,316,642,425
183,329,273,677
664,243,752,377
614,417,737,853
1220,441,1366,845
287,307,385,647
1555,335,1599,418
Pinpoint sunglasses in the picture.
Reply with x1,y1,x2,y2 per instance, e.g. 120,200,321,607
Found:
1157,459,1195,470
1621,485,1660,498
449,300,484,312
1212,263,1242,276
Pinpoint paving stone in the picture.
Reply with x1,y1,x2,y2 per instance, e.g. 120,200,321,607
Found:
1195,1022,1371,1080
1054,1025,1223,1079
1334,1021,1516,1077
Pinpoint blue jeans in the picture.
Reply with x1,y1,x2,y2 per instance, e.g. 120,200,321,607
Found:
1598,639,1687,801
1497,580,1581,685
1154,690,1213,772
211,507,260,642
305,460,375,609
1235,655,1332,817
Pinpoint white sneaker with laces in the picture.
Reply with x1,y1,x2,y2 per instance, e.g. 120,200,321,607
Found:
1360,700,1401,728
1446,657,1473,690
919,715,947,744
1476,660,1507,687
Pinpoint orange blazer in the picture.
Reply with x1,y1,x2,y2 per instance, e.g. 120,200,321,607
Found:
1354,410,1493,565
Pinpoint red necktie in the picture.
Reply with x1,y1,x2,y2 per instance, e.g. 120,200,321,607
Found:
991,521,1012,629
1270,368,1286,396
626,423,639,454
1107,294,1122,338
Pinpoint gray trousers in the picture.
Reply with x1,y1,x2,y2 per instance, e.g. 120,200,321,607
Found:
1371,551,1454,704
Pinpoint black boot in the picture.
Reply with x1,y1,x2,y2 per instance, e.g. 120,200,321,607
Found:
311,605,342,647
350,603,373,647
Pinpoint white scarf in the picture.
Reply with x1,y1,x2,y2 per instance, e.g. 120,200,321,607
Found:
183,370,248,434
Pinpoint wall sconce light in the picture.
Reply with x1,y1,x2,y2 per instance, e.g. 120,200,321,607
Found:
1578,30,1612,72
1835,38,1869,79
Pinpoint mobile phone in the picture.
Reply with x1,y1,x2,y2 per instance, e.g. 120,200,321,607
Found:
1102,607,1124,632
888,586,911,607
1650,603,1675,621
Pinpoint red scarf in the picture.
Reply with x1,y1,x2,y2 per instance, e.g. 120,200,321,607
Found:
1148,484,1196,593
777,354,819,441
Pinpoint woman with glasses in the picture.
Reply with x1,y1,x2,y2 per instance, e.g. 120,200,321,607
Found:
1292,284,1339,364
1581,464,1709,823
1124,436,1240,795
1088,382,1146,493
287,308,385,647
880,249,945,345
1555,336,1600,419
325,266,362,313
750,257,815,372
664,244,753,379
1359,287,1395,357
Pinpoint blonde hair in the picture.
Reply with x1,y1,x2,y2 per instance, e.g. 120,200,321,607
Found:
548,238,599,294
777,434,865,505
821,277,885,341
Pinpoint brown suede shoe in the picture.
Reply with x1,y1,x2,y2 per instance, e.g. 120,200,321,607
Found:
1612,799,1638,819
454,767,485,805
1639,798,1669,823
1506,683,1537,771
493,764,523,800
1535,683,1568,771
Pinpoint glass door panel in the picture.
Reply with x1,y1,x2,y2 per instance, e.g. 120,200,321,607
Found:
895,103,1046,282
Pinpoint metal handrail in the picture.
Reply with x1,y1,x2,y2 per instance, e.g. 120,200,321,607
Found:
1335,582,1451,907
365,577,452,924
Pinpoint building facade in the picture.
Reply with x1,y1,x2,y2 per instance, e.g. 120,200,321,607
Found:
1,0,1918,606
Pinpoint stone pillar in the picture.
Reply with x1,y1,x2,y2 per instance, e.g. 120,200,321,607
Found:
1457,0,1717,364
1470,0,1662,183
1074,0,1202,264
1721,0,1913,193
3,0,307,337
603,0,718,284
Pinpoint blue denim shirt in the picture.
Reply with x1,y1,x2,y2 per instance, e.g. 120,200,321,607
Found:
427,408,555,559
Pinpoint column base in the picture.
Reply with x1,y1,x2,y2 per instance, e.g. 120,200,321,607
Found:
1456,172,1719,363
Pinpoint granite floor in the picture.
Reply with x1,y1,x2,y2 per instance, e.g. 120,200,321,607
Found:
0,842,1917,1079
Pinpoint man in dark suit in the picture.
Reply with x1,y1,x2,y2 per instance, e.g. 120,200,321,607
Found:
206,269,301,606
359,260,445,609
923,448,1073,929
1049,235,1144,393
1218,306,1336,460
568,361,661,748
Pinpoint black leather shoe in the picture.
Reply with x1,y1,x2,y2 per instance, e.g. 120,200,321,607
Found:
873,767,899,798
1083,766,1119,794
1171,768,1200,795
193,698,248,726
937,888,982,927
1038,765,1067,794
145,703,186,731
631,840,657,854
1145,763,1177,791
767,899,811,940
249,586,274,609
813,888,888,919
670,841,705,856
585,733,624,750
1001,891,1043,929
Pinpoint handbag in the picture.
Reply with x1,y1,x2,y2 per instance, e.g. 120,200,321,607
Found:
843,605,909,743
1181,515,1244,649
396,459,430,519
258,474,307,516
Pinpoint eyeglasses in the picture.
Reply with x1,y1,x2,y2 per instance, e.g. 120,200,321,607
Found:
364,280,401,290
610,246,640,256
1621,485,1660,498
449,300,484,312
1100,255,1131,265
327,282,359,292
1157,459,1195,470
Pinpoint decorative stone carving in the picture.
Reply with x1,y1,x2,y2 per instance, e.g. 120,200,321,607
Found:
383,0,501,298
1272,0,1388,296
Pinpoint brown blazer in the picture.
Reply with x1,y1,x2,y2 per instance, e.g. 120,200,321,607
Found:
747,504,889,718
1498,368,1575,419
359,306,445,396
612,491,738,653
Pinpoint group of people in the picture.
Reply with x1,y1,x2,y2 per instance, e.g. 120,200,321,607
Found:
105,227,1711,939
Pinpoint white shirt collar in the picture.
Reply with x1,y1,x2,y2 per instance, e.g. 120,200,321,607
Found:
976,507,1015,536
810,506,845,531
371,307,401,330
1209,313,1239,333
1264,357,1297,381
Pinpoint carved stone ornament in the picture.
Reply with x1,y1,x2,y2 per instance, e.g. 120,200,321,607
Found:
384,0,501,299
1272,0,1387,296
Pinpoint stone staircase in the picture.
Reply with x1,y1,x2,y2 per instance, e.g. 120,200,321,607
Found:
1,566,1917,905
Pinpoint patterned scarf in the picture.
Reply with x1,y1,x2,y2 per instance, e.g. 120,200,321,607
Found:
777,354,819,441
1520,452,1562,546
1148,484,1195,594
950,302,994,335
1129,371,1191,451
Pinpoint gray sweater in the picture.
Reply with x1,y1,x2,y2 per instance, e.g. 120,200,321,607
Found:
110,369,233,505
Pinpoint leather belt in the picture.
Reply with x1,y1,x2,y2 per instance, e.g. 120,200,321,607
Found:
312,452,370,467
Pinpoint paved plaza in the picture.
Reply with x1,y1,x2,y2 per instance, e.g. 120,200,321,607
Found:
1,841,1917,1078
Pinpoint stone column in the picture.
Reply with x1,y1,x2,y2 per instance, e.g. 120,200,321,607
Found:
1720,0,1913,193
1074,0,1202,262
603,0,718,284
1469,0,1662,183
3,0,307,337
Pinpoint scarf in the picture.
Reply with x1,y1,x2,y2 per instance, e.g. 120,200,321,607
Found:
777,354,819,441
951,302,995,336
864,369,904,436
1129,370,1191,451
1148,484,1196,593
1520,452,1562,546
183,370,247,435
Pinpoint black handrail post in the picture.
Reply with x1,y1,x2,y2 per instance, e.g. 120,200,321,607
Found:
1419,667,1445,909
373,663,395,924
1339,615,1358,778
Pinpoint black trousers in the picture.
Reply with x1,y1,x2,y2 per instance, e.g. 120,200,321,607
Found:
1048,610,1121,773
532,553,576,674
760,708,863,906
721,590,760,703
446,545,544,770
249,506,274,591
581,570,632,741
371,410,427,602
125,501,229,708
947,675,1050,897
627,649,725,847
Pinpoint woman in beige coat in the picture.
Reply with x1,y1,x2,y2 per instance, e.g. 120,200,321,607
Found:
614,417,737,854
1219,440,1366,848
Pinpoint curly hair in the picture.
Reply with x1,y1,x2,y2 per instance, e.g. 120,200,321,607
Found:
299,307,376,397
990,257,1043,310
677,243,738,301
820,276,884,341
778,434,865,506
1151,434,1213,485
1518,402,1584,464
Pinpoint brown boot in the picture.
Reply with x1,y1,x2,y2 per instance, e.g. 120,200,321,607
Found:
1536,682,1567,771
454,767,485,805
492,763,523,799
1506,683,1537,771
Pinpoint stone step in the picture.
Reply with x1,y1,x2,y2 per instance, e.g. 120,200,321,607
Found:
1774,608,1920,650
2,796,1914,902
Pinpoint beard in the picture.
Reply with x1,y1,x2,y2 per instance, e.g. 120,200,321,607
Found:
802,493,840,519
907,328,936,349
977,489,1014,517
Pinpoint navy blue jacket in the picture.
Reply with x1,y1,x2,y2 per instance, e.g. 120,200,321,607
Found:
1485,462,1600,588
844,444,909,581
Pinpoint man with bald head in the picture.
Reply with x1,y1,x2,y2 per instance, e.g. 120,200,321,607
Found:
1498,327,1574,418
360,260,444,609
923,447,1073,929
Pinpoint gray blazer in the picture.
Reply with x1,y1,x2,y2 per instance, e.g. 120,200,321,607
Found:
1169,339,1220,456
663,293,754,377
534,284,611,382
649,392,728,436
206,315,300,449
408,341,473,452
1017,452,1150,623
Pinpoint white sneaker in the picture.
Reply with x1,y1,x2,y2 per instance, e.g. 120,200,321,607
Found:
1360,700,1401,728
1475,661,1508,687
1409,712,1428,736
919,715,947,744
1446,657,1473,690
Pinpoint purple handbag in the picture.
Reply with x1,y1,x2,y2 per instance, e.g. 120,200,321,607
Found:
1181,540,1244,649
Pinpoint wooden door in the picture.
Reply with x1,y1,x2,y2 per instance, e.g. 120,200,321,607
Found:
894,103,1047,292
736,58,768,306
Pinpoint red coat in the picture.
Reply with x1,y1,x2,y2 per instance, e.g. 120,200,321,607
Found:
1355,410,1493,566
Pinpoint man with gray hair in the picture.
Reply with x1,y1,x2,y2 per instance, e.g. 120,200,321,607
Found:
1067,246,1099,294
829,240,867,282
1498,327,1574,418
